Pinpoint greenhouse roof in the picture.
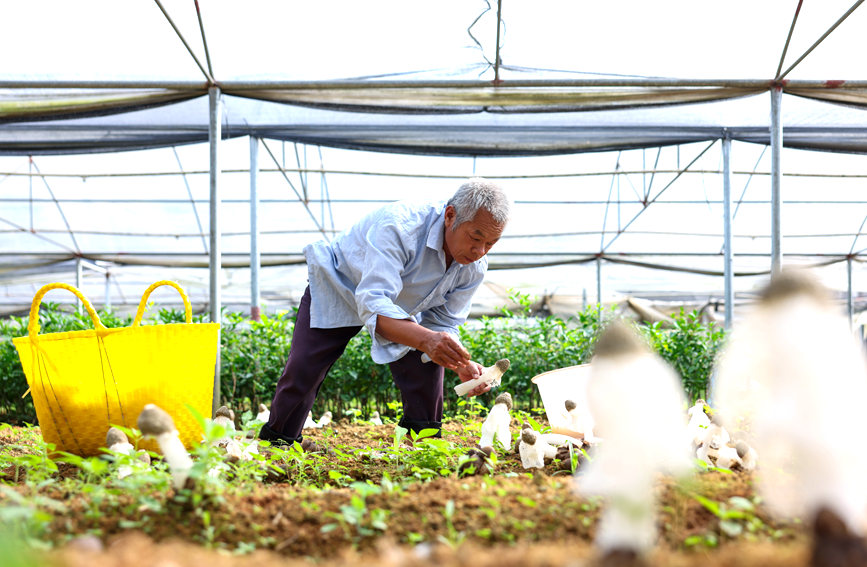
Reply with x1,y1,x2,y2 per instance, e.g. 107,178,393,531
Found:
3,0,867,318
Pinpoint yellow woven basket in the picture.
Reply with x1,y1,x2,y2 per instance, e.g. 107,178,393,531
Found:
13,281,220,457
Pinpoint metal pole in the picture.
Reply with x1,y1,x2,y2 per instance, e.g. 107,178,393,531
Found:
209,86,222,414
75,257,83,314
722,133,734,329
250,136,261,322
770,86,783,276
104,271,111,311
848,256,854,329
596,256,602,306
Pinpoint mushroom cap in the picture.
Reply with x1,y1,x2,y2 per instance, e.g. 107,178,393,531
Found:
371,411,380,418
493,359,510,372
761,268,830,305
521,429,538,445
593,319,647,358
258,403,268,412
105,426,129,447
215,405,235,420
323,411,332,418
564,399,577,411
137,404,178,437
494,392,513,409
521,421,532,430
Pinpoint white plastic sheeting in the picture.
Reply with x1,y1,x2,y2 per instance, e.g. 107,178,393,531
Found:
4,0,867,316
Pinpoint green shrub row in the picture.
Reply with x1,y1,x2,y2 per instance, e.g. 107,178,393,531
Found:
0,296,726,425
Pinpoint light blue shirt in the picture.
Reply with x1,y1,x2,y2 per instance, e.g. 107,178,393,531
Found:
304,200,487,364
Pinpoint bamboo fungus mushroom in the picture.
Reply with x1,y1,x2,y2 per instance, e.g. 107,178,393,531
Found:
105,426,136,479
137,404,193,490
713,269,867,565
577,320,693,562
479,392,513,450
255,404,270,423
518,429,546,469
454,358,510,397
457,446,494,477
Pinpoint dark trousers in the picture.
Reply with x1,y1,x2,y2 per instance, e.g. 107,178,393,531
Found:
261,286,444,444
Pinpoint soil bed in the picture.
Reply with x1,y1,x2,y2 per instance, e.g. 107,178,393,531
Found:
0,417,812,567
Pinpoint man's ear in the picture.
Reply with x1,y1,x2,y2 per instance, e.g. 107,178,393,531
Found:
443,205,457,230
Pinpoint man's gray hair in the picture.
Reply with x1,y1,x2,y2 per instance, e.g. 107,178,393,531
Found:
447,177,511,228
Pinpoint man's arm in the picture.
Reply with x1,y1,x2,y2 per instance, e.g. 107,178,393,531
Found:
375,315,470,371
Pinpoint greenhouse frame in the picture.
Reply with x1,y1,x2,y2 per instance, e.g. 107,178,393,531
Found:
4,0,867,331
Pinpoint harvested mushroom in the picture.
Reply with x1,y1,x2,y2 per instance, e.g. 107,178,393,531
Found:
454,359,510,397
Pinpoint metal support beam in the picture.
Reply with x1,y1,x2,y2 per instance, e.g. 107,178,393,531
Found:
770,87,783,275
250,136,261,322
209,86,222,415
848,256,854,329
104,271,111,311
596,256,602,306
722,133,734,329
75,256,83,314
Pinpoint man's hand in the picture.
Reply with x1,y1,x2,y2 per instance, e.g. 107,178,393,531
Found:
421,331,471,371
457,361,490,397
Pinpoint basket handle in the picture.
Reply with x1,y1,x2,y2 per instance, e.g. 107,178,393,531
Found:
28,282,106,339
132,280,192,326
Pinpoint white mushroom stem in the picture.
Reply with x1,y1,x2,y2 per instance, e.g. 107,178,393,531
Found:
454,359,510,397
518,429,546,469
256,404,270,423
137,404,194,490
479,392,513,450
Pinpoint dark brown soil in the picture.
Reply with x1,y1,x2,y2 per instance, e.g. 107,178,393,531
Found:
0,418,816,567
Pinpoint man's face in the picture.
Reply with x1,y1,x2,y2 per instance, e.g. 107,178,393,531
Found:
443,206,505,265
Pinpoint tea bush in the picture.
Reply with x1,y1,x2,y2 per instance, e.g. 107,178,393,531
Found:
0,297,725,424
640,308,727,402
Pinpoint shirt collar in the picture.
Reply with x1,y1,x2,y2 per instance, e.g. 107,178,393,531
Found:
427,202,447,254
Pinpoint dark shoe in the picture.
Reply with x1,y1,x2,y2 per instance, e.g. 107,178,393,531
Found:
258,423,301,447
398,417,442,439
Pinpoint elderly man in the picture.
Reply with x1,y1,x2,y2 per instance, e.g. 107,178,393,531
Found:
260,178,511,446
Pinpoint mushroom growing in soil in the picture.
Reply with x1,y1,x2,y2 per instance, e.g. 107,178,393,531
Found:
137,404,194,490
370,411,383,426
315,410,332,428
518,429,546,470
479,392,513,450
457,446,494,477
211,405,236,447
576,320,693,564
105,427,133,455
713,269,867,566
105,426,137,479
255,404,270,423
